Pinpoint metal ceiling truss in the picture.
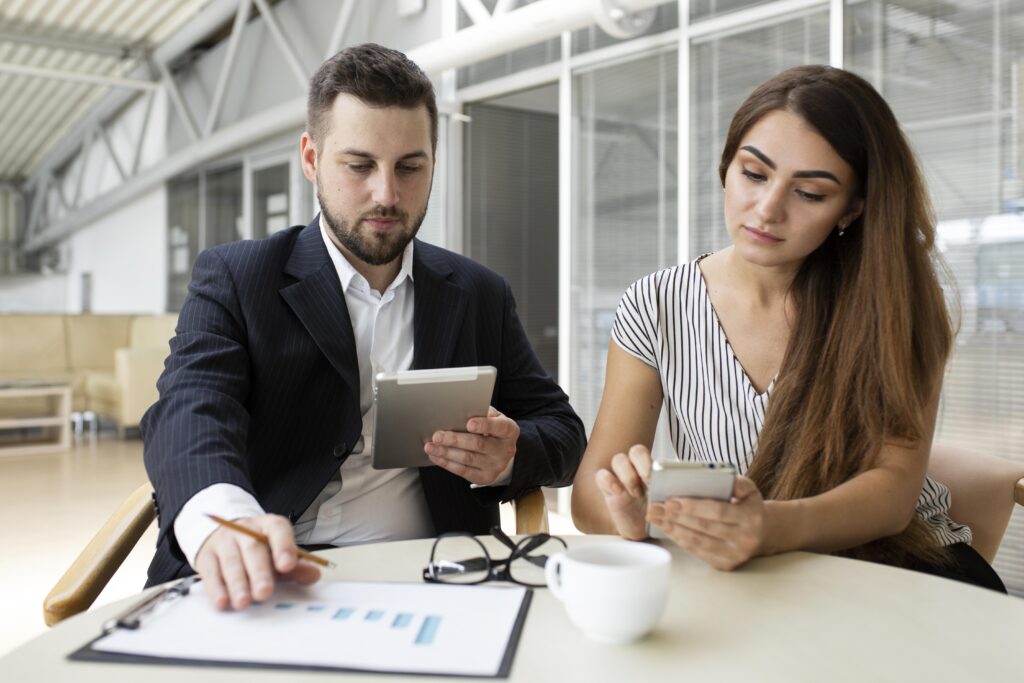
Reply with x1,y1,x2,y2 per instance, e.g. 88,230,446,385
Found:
22,0,668,255
0,20,149,60
23,0,334,252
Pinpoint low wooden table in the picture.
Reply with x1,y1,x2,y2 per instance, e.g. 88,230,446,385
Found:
0,381,71,457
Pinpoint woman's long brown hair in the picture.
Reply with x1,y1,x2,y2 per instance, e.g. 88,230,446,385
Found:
719,66,954,566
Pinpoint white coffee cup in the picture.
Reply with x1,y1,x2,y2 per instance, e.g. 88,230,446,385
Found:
545,540,671,644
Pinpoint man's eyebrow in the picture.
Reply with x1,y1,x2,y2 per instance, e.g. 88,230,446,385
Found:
338,149,430,161
740,145,840,184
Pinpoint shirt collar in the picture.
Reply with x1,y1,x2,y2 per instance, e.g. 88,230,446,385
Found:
318,213,414,294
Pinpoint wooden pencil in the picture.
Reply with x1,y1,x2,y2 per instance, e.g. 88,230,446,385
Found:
206,513,336,568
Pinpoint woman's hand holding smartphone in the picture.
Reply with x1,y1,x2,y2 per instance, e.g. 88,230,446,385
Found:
597,445,767,570
646,460,736,538
593,445,655,541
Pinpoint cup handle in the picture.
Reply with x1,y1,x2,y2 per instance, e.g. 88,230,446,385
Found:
545,552,566,601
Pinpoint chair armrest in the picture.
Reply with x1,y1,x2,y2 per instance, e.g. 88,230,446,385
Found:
44,483,156,626
513,488,549,535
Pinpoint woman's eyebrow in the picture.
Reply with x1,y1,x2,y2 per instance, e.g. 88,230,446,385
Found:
740,145,841,184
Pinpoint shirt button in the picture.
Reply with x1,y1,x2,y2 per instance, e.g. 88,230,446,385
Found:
333,442,348,459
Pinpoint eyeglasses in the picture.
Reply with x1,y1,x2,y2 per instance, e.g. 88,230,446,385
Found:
422,526,567,588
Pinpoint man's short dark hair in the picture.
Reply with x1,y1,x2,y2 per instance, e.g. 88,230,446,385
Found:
307,43,438,152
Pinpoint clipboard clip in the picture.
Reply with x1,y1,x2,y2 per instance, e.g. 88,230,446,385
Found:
102,575,199,634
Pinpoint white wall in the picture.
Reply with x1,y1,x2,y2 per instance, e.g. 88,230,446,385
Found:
65,187,167,313
0,274,67,311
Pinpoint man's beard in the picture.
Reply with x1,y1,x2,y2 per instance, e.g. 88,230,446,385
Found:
317,178,428,267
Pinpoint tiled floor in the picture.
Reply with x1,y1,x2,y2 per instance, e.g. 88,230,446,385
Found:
0,436,155,657
0,435,579,657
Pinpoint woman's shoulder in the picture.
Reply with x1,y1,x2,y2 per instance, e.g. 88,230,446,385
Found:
626,258,707,298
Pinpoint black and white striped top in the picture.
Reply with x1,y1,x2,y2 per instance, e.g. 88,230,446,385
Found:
611,259,971,547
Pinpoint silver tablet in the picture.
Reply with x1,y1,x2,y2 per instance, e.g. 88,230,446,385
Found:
370,365,497,470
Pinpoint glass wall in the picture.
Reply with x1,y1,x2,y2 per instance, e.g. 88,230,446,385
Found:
685,0,1024,593
205,165,243,248
253,163,291,239
464,88,560,378
457,0,1023,590
690,0,775,21
571,49,678,456
167,174,200,311
690,9,830,257
166,164,242,311
844,0,1024,594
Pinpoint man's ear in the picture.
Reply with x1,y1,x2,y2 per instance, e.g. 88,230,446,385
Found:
299,132,318,183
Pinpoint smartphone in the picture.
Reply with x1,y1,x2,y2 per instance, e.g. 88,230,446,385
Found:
646,460,736,539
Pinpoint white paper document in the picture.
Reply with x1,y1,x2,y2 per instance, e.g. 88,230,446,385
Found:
87,581,531,677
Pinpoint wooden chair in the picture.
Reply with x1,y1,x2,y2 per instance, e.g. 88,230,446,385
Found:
43,484,549,627
927,446,1024,565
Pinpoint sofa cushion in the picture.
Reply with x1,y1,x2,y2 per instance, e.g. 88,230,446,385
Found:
0,315,68,375
129,314,177,349
64,315,133,372
83,371,119,416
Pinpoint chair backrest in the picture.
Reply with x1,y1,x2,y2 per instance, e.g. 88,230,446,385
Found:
513,488,549,535
928,446,1024,565
43,483,551,626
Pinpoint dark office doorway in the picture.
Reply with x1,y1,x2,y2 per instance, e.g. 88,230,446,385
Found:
463,84,559,379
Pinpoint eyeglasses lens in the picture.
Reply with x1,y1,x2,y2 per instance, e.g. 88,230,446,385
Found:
508,535,565,587
429,535,490,584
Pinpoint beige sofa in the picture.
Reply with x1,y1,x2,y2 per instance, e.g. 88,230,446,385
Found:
0,314,177,434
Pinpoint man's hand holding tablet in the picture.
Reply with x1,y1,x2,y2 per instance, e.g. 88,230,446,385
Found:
425,405,520,486
372,366,518,485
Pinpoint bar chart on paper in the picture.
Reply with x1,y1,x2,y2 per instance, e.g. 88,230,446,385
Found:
89,581,530,677
271,599,443,646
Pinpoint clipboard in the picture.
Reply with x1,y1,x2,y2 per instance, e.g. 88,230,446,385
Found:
69,579,532,679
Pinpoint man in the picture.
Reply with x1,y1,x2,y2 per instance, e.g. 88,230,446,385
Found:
142,43,586,608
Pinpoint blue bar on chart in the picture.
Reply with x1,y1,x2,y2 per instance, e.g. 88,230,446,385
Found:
365,610,386,622
415,616,441,646
275,603,295,610
332,608,356,620
392,613,413,628
307,604,325,612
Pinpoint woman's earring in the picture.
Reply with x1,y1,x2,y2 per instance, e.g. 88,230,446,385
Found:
837,222,847,237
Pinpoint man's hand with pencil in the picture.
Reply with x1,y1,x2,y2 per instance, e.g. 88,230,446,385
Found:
196,514,327,610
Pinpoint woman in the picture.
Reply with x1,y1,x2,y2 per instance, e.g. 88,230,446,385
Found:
570,65,1004,591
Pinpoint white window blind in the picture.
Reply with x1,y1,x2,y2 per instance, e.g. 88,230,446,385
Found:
846,0,1024,596
572,50,678,457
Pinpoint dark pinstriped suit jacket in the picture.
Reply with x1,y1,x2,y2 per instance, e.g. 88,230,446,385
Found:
141,217,586,586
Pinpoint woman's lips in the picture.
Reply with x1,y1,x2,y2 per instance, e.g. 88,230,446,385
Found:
743,226,784,244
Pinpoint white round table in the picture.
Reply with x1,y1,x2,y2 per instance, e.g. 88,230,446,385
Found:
2,535,1021,681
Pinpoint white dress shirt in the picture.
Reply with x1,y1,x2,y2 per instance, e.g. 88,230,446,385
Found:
173,218,433,567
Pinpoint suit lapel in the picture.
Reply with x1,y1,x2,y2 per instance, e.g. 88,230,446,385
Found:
280,218,360,398
412,240,468,370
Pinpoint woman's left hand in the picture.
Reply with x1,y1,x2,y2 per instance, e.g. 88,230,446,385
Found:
646,475,765,571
